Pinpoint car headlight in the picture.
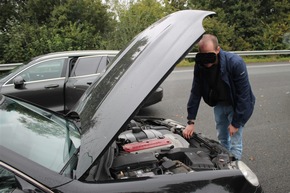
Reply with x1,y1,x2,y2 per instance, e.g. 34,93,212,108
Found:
237,161,260,187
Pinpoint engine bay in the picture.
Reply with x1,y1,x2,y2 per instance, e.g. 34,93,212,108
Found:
108,117,235,180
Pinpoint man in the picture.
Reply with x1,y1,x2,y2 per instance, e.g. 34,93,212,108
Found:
183,34,255,160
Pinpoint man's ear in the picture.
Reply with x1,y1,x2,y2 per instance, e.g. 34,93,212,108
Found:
216,46,221,54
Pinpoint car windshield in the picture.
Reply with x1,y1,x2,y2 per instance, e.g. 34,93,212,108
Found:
0,95,81,173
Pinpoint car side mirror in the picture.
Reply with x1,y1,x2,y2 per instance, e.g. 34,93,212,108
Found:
13,76,25,89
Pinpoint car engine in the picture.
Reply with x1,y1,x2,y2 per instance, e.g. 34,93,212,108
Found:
109,117,235,180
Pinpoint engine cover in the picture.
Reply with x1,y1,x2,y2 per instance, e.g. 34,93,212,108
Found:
119,129,189,153
123,138,172,153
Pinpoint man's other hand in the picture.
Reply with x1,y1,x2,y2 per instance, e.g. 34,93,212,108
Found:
183,124,195,139
228,124,239,136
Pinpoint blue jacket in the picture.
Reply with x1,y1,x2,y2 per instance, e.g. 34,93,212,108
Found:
187,49,255,128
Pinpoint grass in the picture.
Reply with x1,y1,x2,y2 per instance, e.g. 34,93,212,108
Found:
242,56,290,64
177,56,290,67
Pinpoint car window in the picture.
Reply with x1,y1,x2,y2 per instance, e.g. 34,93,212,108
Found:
107,56,115,64
97,56,108,73
72,56,107,76
7,58,65,84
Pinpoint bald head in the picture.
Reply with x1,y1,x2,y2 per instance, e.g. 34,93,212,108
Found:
198,34,220,53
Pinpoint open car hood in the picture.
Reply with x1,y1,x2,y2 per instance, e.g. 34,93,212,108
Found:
73,10,215,179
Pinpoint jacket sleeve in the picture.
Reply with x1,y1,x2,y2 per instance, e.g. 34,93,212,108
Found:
187,64,202,120
230,58,255,128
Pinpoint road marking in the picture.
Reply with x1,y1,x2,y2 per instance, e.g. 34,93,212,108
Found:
172,69,193,73
173,63,290,73
247,63,290,68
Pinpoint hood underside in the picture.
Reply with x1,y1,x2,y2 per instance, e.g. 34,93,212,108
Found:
74,10,215,179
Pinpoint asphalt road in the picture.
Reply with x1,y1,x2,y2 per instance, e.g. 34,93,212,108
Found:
138,62,290,193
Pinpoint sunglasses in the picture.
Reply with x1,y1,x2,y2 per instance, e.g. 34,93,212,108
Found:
195,52,217,65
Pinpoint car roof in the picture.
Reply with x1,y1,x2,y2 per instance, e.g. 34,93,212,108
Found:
31,50,119,62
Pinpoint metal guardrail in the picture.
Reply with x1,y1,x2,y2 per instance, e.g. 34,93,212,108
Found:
1,50,289,72
0,63,23,71
186,50,290,58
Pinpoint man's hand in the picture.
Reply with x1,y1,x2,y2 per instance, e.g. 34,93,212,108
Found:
228,124,238,136
183,124,195,139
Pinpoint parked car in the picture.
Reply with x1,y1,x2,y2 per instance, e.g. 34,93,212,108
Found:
0,50,163,113
0,10,263,193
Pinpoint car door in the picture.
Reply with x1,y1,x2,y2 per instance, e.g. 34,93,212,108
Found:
65,55,109,113
1,58,67,112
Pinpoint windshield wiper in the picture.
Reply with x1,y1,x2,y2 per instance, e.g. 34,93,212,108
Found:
59,147,79,176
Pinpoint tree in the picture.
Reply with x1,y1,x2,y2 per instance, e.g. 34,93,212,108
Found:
188,0,264,50
18,0,63,25
163,0,189,12
105,0,167,50
0,0,24,32
0,0,114,63
188,0,289,50
1,0,288,63
259,0,290,49
201,14,236,51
